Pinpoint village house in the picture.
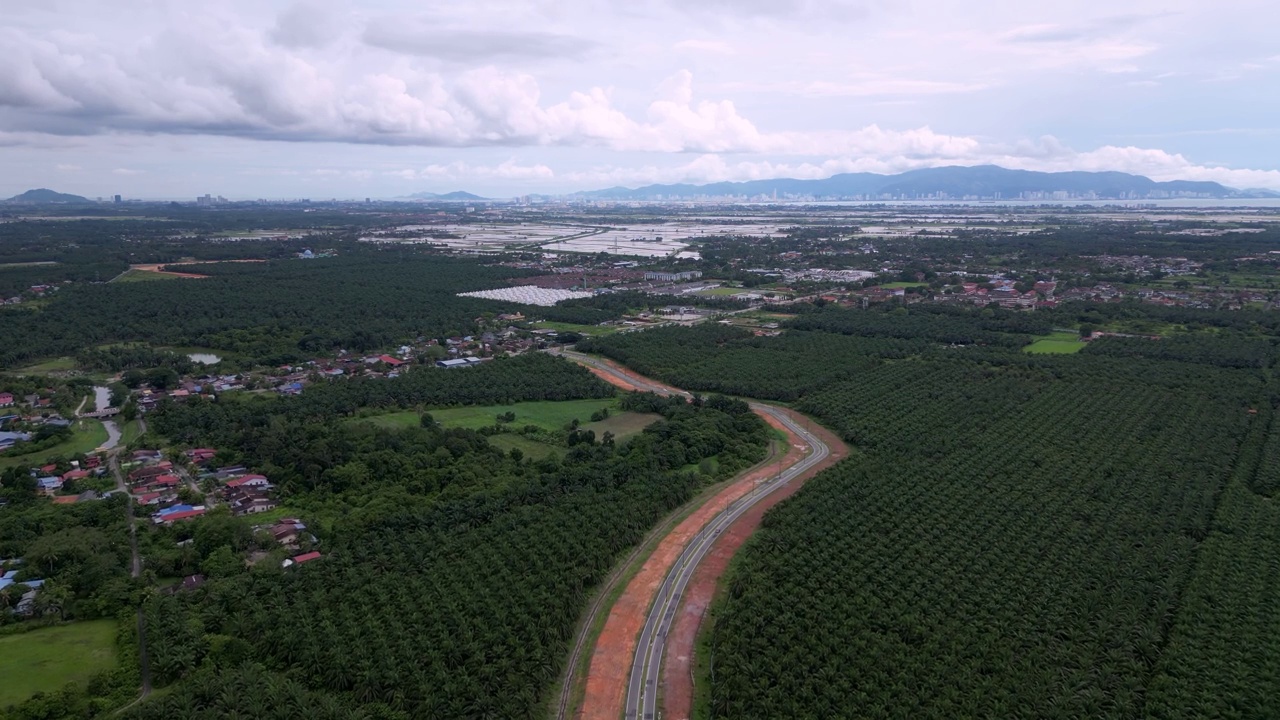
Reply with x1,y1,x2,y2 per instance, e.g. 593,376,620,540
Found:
281,551,321,568
225,487,277,516
153,505,207,524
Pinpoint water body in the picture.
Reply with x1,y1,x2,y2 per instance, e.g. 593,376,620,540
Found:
93,385,110,412
188,353,221,365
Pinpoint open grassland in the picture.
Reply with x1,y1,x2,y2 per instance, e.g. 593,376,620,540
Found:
356,397,661,443
532,321,623,336
0,620,118,708
876,281,929,289
0,420,109,470
1024,331,1086,354
113,269,178,283
696,286,750,296
487,434,560,460
14,357,77,374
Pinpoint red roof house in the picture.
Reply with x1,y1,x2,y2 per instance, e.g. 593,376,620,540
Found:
225,474,269,488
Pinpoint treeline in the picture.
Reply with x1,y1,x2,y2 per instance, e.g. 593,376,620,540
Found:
539,290,746,326
784,304,1050,347
0,492,135,622
580,324,926,401
75,345,197,374
0,256,535,367
1083,333,1276,369
128,393,768,719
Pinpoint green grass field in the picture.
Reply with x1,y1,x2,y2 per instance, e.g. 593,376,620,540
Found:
0,620,118,708
14,357,77,374
113,269,177,283
531,321,622,336
876,281,928,289
696,286,748,296
0,420,109,470
118,419,144,446
1024,331,1086,355
357,398,661,444
487,434,560,460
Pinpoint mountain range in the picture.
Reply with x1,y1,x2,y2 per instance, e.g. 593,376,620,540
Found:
574,165,1279,201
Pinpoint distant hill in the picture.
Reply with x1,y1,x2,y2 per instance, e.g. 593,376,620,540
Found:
6,188,92,204
576,165,1267,201
406,191,488,201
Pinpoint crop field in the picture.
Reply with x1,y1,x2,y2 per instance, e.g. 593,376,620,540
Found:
0,620,118,707
1024,331,1086,354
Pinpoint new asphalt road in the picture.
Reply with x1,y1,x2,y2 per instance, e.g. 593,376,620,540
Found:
557,350,831,720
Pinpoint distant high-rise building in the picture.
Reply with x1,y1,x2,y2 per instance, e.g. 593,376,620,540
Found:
113,195,122,203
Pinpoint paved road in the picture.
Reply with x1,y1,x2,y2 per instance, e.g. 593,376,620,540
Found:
558,350,831,720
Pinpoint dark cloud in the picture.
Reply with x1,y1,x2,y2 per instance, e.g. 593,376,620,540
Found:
271,2,345,49
363,24,598,62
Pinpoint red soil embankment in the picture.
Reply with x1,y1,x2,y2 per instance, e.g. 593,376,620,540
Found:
574,357,821,720
660,409,847,720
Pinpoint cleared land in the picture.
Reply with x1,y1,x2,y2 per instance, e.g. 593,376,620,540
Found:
114,269,178,283
1025,331,1086,354
0,620,118,707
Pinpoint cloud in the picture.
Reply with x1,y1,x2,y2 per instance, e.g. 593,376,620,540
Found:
112,168,142,175
363,22,596,62
55,163,80,171
673,39,736,55
545,137,1280,191
271,1,346,48
396,159,555,181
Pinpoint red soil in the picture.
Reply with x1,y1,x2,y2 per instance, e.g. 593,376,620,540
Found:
128,264,209,279
575,360,820,720
660,408,847,720
586,366,641,392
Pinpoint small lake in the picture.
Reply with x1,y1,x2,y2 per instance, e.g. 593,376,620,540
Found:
188,353,222,365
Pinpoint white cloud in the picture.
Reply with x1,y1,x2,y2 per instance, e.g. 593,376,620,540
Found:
112,168,142,175
0,0,1275,195
673,39,736,55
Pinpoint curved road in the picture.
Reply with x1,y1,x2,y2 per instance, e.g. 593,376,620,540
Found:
559,351,831,720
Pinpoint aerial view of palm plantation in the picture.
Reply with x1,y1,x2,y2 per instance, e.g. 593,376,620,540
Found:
2,1,1278,719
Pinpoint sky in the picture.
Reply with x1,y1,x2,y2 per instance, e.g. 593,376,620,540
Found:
2,0,1278,199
